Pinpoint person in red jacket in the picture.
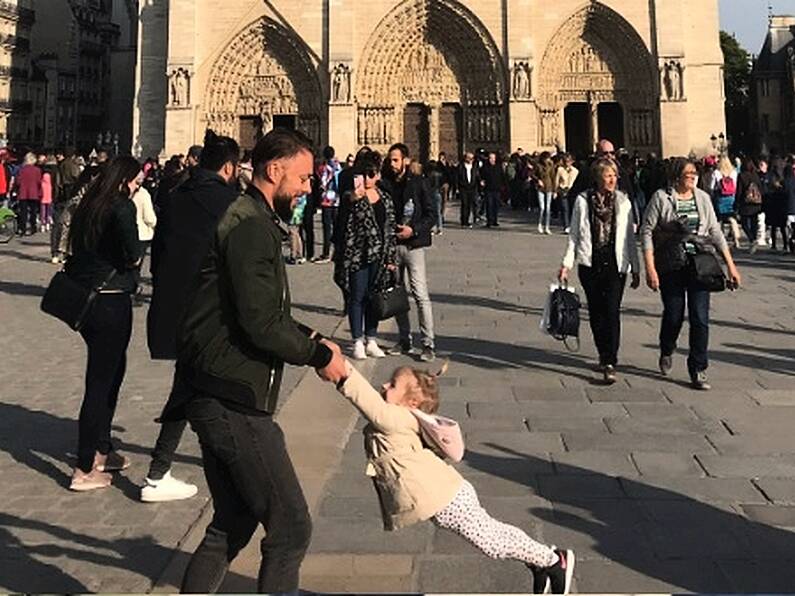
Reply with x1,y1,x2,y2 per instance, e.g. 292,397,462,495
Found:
15,152,43,235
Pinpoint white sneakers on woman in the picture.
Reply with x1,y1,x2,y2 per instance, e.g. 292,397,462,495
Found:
352,339,386,360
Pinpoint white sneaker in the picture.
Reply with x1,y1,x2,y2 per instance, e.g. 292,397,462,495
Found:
140,471,198,503
537,225,544,234
352,339,367,360
544,227,552,235
365,339,386,358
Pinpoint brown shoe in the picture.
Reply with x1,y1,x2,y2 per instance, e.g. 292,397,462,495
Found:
70,468,112,492
94,451,130,473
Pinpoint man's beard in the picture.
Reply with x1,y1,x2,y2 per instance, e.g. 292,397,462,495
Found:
273,193,294,221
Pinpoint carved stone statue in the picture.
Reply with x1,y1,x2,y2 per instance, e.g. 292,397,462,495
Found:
512,61,531,99
669,61,681,100
170,68,190,106
331,64,351,104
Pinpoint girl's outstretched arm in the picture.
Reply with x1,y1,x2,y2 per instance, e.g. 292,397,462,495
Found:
337,365,419,434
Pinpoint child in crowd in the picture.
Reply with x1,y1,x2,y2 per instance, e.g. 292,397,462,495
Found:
335,361,575,595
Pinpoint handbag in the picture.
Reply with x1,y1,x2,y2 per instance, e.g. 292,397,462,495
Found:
41,269,116,331
411,409,465,462
688,250,726,292
541,283,581,352
368,273,410,321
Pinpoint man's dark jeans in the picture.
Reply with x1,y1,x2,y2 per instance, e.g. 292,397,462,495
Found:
182,396,311,594
147,368,191,480
485,190,500,226
460,190,476,226
659,269,710,376
320,206,337,258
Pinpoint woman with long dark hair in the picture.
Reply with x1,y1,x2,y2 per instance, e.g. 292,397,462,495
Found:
65,156,143,491
333,151,397,360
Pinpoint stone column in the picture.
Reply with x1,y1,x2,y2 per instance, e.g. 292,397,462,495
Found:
429,103,440,160
164,0,197,157
589,95,599,152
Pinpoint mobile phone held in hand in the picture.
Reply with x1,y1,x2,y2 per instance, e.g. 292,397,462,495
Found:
354,175,364,191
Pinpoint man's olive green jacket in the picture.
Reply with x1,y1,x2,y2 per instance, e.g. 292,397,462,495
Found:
177,186,332,413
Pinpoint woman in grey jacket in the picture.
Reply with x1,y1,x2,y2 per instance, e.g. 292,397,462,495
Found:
641,158,742,390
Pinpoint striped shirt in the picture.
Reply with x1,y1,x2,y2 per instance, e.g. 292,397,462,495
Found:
675,193,700,253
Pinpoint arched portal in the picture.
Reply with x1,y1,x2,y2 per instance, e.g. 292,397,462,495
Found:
538,2,658,155
356,0,507,160
204,18,323,150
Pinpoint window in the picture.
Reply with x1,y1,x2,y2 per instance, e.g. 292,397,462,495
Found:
761,114,770,133
760,79,771,97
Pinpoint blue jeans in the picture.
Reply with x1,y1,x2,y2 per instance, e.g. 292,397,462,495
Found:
348,261,380,340
432,191,443,231
485,191,500,226
659,269,710,376
538,191,553,229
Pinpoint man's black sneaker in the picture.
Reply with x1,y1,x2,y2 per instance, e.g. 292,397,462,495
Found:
659,354,673,376
691,370,711,391
387,341,413,356
547,548,575,594
420,346,436,362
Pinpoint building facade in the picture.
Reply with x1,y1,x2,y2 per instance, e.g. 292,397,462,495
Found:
135,0,726,161
752,15,795,154
0,0,35,146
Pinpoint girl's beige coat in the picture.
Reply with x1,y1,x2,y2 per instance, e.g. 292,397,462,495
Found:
339,367,464,530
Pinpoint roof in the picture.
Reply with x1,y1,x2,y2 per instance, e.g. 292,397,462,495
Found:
755,16,795,73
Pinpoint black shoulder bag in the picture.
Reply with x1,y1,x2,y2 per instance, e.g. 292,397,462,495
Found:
368,271,410,321
41,269,117,331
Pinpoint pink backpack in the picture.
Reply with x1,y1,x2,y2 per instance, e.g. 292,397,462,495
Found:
719,175,736,197
411,409,465,462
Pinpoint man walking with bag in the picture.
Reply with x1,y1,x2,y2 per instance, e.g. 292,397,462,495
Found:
177,129,348,594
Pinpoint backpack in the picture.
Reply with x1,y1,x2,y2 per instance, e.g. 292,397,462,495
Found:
719,175,736,197
543,284,581,351
411,409,465,462
744,181,762,205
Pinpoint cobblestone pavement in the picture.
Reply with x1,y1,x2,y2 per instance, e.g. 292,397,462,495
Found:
301,211,795,594
3,208,795,593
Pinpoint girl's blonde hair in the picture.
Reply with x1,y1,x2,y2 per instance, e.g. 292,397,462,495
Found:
23,152,36,166
395,360,450,414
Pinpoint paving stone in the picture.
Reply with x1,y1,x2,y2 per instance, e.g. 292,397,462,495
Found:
622,476,767,503
307,518,432,554
631,452,706,477
465,430,565,455
551,452,639,476
750,389,795,406
697,454,795,478
301,574,414,593
754,478,795,504
536,475,626,500
562,431,714,453
709,432,795,455
740,505,795,527
575,559,733,593
585,387,667,403
467,400,626,419
525,415,610,433
511,386,587,402
604,416,723,435
417,556,533,593
718,559,795,593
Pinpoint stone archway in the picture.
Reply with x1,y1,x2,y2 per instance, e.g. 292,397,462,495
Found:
204,18,322,149
538,2,658,154
356,0,507,159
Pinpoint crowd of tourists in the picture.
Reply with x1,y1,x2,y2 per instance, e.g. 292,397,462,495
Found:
21,125,795,595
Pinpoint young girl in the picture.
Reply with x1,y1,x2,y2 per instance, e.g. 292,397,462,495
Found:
336,362,575,594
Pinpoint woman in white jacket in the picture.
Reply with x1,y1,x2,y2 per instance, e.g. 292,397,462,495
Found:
558,159,640,384
132,184,157,304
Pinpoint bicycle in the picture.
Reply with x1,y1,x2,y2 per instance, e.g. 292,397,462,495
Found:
0,206,17,243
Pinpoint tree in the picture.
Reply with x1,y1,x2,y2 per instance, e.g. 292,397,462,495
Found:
720,31,752,153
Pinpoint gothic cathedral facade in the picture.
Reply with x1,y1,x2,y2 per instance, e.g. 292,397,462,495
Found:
134,0,725,160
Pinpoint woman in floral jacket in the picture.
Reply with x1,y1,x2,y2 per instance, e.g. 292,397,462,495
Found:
334,151,397,360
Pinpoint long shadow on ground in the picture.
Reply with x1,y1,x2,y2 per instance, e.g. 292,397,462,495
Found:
465,445,795,592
